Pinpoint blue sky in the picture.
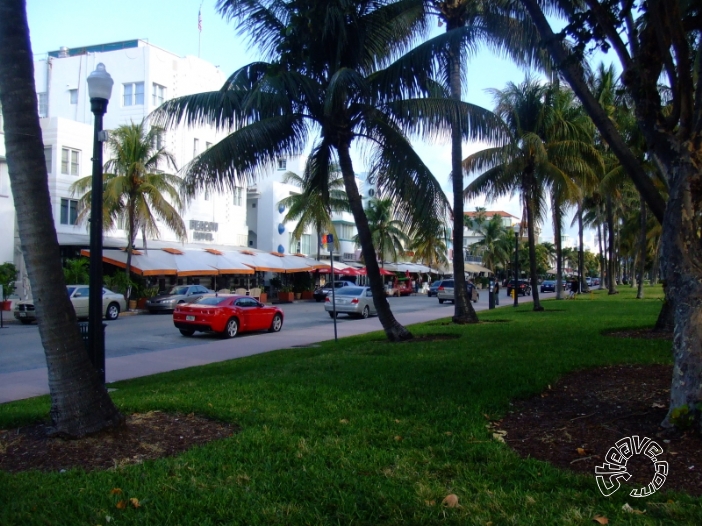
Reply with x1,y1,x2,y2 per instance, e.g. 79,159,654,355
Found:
27,0,593,248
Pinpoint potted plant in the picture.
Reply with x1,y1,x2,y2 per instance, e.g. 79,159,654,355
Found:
0,262,18,311
293,272,314,300
278,285,294,303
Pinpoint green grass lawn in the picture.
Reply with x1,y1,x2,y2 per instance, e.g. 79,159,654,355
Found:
1,286,699,525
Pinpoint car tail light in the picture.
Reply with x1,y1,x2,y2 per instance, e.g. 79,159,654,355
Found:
438,286,444,291
351,298,359,304
325,297,330,302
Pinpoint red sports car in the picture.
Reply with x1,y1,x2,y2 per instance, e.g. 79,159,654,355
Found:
173,295,284,338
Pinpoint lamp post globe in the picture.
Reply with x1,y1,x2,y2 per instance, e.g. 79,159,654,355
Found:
87,63,112,384
513,224,520,307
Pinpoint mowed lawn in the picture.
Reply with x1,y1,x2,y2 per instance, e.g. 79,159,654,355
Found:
1,286,699,525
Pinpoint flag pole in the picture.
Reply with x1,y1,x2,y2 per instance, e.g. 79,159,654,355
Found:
198,2,203,58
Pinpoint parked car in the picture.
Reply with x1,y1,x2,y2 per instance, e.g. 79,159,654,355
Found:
325,286,377,318
386,278,413,297
146,284,212,313
506,280,532,297
427,280,446,297
592,277,601,286
540,280,556,293
13,285,126,324
436,280,479,304
313,280,356,302
173,294,283,337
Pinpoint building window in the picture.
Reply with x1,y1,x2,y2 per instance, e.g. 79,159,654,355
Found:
206,141,213,150
61,147,80,175
37,92,48,117
60,198,79,225
151,130,164,150
277,158,286,170
193,138,200,157
152,83,166,106
333,223,355,240
44,147,52,174
233,186,243,206
123,82,144,106
204,189,210,202
69,89,78,104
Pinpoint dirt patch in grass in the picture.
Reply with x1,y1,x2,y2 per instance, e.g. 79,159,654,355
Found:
604,328,673,340
0,411,237,473
500,364,702,496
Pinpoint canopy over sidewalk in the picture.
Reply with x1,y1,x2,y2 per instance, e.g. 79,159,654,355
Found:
82,248,324,276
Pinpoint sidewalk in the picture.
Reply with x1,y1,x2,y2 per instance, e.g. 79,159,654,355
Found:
0,297,531,404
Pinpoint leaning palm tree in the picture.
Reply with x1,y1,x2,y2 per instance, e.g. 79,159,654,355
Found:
71,122,187,289
153,1,499,341
0,0,123,437
354,198,409,265
278,165,350,261
464,78,599,311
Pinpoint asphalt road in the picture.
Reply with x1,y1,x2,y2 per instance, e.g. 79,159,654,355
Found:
0,289,542,374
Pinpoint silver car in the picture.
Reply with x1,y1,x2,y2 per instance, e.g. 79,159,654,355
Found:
436,280,479,304
146,284,212,313
324,286,377,319
13,285,127,324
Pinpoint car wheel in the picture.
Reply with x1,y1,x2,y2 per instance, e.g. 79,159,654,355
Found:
268,313,283,332
361,306,370,319
438,298,444,304
105,303,120,320
328,311,338,319
179,329,195,337
223,318,239,338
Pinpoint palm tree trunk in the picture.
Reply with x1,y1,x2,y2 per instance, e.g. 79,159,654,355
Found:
524,176,543,311
577,202,586,292
447,24,478,324
605,196,618,294
0,0,123,437
637,198,646,299
597,220,605,288
336,143,411,341
552,192,564,299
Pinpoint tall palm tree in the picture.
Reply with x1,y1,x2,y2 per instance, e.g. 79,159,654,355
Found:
277,165,350,261
464,78,598,311
0,0,122,437
408,0,547,323
354,198,409,265
70,122,187,288
153,0,498,341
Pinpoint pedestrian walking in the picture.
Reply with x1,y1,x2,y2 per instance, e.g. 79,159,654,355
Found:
568,278,578,299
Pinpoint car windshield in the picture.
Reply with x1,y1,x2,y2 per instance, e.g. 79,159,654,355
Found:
194,296,228,305
442,281,454,287
335,287,365,296
66,286,77,296
168,286,190,295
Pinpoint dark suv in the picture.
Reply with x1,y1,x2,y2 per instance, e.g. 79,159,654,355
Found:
427,280,446,297
506,280,532,297
313,280,356,302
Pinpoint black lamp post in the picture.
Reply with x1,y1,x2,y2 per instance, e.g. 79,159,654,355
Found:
513,224,520,308
86,63,113,384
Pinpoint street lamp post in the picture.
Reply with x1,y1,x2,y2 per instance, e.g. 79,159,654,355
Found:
86,63,113,384
513,224,520,308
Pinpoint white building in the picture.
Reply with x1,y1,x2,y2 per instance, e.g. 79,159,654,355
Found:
0,104,14,267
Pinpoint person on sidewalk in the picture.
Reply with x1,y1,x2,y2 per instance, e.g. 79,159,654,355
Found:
568,278,578,299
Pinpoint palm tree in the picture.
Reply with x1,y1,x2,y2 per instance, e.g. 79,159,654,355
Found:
277,165,350,261
464,78,598,311
0,0,122,437
409,218,449,272
468,213,512,273
153,0,497,341
354,198,409,265
409,0,547,323
70,122,187,289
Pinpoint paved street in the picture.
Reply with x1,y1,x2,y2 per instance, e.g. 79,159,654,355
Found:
0,289,540,403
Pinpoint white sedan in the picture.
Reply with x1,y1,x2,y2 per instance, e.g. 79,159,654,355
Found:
13,285,127,324
324,286,377,319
